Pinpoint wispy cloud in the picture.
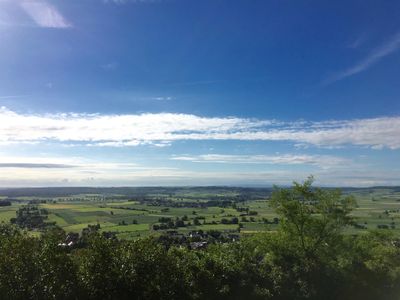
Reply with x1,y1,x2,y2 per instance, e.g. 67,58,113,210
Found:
171,154,350,169
0,155,177,174
0,154,397,188
1,167,399,187
324,32,400,85
19,0,71,29
0,163,75,168
101,62,119,70
150,96,174,101
164,79,228,87
347,33,368,49
0,107,399,149
0,95,27,99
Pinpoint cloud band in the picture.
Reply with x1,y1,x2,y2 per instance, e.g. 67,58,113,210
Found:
0,107,399,149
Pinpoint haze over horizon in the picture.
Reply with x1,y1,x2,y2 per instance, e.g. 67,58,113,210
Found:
0,0,399,187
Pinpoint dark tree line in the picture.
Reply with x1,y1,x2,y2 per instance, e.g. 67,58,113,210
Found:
10,205,53,230
0,178,399,299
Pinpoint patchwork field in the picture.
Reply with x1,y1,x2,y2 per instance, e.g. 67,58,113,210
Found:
0,186,399,239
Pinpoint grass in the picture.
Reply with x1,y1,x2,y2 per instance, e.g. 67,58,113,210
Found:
0,208,18,222
1,187,400,238
100,223,150,232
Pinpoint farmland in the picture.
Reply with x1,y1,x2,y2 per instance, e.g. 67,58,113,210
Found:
1,186,400,239
1,181,400,299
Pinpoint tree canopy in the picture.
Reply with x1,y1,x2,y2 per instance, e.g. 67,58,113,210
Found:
0,178,399,299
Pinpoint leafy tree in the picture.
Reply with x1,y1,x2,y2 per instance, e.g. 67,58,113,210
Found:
266,176,357,299
270,176,356,257
116,239,189,299
34,228,79,299
338,230,400,300
77,233,120,298
0,224,39,299
0,178,400,300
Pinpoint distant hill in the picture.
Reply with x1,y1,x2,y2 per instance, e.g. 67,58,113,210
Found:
0,186,399,198
0,186,273,198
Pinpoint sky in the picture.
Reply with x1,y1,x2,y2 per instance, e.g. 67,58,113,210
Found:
0,0,399,187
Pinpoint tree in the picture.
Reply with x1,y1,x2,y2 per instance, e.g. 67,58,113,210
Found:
175,218,185,227
266,176,358,299
77,234,120,298
270,176,356,257
35,228,79,299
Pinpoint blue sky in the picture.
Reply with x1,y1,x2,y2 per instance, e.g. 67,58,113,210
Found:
0,0,399,187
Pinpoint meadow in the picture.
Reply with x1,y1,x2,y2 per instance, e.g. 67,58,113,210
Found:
1,186,400,239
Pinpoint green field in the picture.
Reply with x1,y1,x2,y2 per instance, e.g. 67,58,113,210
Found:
1,186,400,239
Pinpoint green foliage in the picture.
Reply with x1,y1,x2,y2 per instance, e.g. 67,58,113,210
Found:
11,205,55,230
0,224,78,299
270,176,356,257
0,179,399,299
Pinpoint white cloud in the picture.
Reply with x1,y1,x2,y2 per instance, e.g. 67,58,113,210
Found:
0,163,74,168
19,0,71,29
0,155,143,170
325,32,400,84
0,154,398,187
0,107,399,149
1,167,399,187
171,154,350,169
150,96,174,101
